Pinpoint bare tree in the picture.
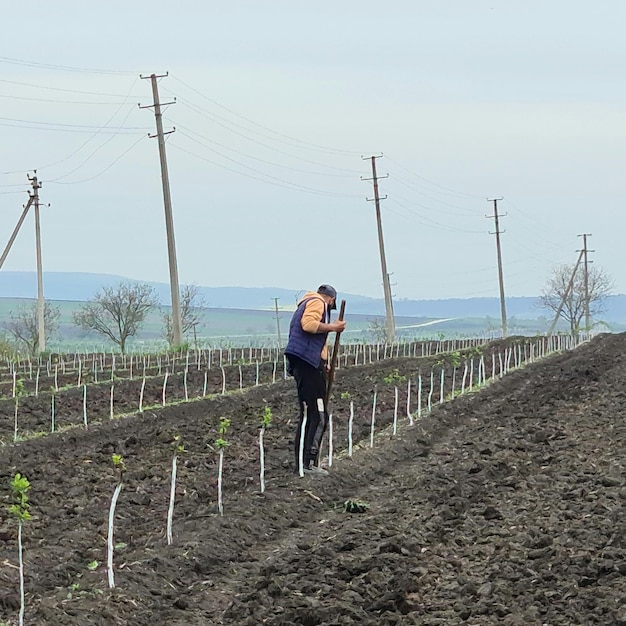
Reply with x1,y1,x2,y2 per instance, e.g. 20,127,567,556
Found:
163,284,205,347
4,300,60,355
367,317,388,343
73,282,158,354
539,263,613,333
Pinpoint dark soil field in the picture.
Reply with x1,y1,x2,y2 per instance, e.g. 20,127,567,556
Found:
0,333,624,625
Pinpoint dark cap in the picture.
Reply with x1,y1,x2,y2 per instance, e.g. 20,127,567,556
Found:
317,284,337,309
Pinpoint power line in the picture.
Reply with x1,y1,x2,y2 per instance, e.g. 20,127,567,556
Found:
168,139,360,198
47,135,147,185
170,121,355,179
174,99,362,174
169,74,363,156
0,55,135,75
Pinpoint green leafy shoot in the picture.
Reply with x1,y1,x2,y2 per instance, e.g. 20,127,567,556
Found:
111,454,126,478
261,406,272,429
14,379,25,398
9,473,32,522
215,417,231,450
340,391,352,400
383,369,406,385
343,498,370,514
172,434,186,454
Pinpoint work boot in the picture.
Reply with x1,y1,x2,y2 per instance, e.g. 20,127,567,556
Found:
303,462,329,476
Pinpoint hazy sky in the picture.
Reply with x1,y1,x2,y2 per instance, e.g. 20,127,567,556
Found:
1,1,624,302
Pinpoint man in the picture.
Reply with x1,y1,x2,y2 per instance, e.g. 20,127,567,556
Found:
285,284,346,475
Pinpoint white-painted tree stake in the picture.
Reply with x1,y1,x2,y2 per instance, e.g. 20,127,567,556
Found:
83,385,88,430
129,356,133,380
51,394,55,432
348,401,354,456
12,369,16,398
221,366,226,395
238,364,243,390
272,360,277,384
406,378,414,425
451,366,457,398
417,374,423,419
370,387,377,448
13,397,19,442
139,376,146,413
167,454,177,545
184,368,189,401
17,520,25,626
498,352,504,378
110,385,114,419
203,370,208,397
107,482,123,589
162,371,169,406
469,359,474,391
480,355,486,385
217,448,225,516
461,362,468,394
440,367,445,403
298,405,308,476
491,353,496,380
77,359,82,387
259,426,267,493
328,413,334,467
427,370,434,412
255,361,260,386
392,387,399,435
35,368,40,397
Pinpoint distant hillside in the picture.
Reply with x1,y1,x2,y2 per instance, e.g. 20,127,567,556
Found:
1,271,625,323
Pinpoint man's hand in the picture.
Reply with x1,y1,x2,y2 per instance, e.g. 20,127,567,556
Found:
329,320,346,333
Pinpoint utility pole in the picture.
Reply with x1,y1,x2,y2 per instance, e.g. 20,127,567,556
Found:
577,233,593,331
29,173,46,353
486,198,507,337
272,297,282,349
362,155,395,342
140,73,183,346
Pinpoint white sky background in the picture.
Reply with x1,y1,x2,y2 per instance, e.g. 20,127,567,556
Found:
0,1,624,301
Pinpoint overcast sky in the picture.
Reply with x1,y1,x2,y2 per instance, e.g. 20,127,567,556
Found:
1,1,624,302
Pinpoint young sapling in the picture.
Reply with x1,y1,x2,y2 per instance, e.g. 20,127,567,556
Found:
9,473,31,626
259,406,272,493
215,417,231,515
107,454,125,589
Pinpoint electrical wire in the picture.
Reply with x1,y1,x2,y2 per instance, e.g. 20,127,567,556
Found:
385,155,484,200
0,78,143,99
175,99,362,175
168,140,359,198
47,135,147,185
170,75,363,157
169,120,355,179
0,55,135,75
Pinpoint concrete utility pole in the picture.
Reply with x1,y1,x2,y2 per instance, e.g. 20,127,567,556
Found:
272,298,282,349
577,233,593,331
29,173,46,353
362,155,395,342
140,73,183,345
486,198,507,337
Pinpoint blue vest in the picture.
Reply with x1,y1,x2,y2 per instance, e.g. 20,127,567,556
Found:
285,296,329,368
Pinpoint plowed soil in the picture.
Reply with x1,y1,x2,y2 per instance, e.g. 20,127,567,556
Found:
1,334,625,625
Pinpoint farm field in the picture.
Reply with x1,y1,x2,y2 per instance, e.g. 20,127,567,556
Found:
0,333,624,624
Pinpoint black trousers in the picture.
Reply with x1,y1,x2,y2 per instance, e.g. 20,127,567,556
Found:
287,355,328,470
